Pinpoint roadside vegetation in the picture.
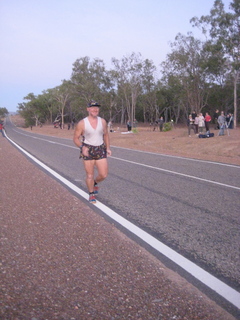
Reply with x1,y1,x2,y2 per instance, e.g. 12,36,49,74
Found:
10,1,240,129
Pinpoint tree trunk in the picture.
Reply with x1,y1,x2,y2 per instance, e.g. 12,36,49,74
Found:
233,70,239,128
121,100,125,125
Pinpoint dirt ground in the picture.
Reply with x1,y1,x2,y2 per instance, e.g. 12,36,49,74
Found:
10,115,240,166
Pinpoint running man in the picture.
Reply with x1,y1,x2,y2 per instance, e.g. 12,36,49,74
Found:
73,100,111,203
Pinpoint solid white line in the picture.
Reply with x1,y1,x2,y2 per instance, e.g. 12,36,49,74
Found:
96,203,240,310
111,145,240,169
12,128,76,148
111,156,240,191
5,134,240,310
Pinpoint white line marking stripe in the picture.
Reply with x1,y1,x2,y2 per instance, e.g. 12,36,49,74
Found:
111,145,240,169
111,156,240,191
6,134,240,309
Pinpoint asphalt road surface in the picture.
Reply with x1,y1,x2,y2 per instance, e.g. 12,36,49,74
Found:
5,117,240,295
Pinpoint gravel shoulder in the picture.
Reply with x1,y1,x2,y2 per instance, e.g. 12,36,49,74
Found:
1,135,237,318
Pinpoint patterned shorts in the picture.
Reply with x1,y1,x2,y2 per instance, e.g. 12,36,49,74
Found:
80,143,107,161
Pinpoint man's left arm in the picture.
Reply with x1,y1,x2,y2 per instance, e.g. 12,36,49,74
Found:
102,119,111,156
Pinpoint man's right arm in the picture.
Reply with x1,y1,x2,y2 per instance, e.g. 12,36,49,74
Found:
73,120,84,148
73,120,89,157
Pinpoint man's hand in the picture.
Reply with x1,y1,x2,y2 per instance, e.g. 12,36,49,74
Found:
82,145,89,157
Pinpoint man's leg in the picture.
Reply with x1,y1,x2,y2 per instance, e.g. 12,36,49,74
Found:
83,160,95,193
95,158,108,184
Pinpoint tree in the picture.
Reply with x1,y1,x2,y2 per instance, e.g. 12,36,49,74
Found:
157,77,185,123
18,93,44,127
0,107,9,118
71,56,110,106
140,59,158,122
161,33,211,117
191,0,240,127
112,52,145,124
52,81,73,128
39,89,58,124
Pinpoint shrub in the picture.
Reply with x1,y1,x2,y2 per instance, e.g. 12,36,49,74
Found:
163,122,173,132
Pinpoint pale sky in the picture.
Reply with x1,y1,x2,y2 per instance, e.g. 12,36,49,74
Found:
0,0,232,112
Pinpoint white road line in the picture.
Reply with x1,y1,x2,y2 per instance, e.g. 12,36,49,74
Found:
6,134,240,310
111,145,240,168
12,129,76,148
111,156,240,191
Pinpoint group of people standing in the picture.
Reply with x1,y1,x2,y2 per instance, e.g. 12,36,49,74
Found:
150,117,164,132
214,110,234,136
187,110,234,137
214,109,234,132
127,119,138,131
187,111,212,137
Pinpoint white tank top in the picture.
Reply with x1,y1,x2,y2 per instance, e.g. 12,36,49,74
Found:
83,117,104,146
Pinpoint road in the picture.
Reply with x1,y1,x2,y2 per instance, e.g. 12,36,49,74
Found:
5,116,240,294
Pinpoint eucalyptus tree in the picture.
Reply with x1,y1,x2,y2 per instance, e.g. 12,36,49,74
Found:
69,96,86,122
71,56,111,110
111,52,144,124
157,76,185,123
51,80,73,128
161,33,211,116
191,0,240,127
18,93,45,127
140,58,159,122
100,88,120,123
0,107,8,118
199,40,233,114
39,89,59,124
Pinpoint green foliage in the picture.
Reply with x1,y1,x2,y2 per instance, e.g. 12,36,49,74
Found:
191,0,239,125
0,107,9,118
163,122,173,132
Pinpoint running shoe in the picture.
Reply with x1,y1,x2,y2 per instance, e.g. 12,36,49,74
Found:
93,185,99,195
89,193,96,204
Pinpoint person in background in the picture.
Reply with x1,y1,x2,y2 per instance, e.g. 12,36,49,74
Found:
191,110,197,121
187,114,196,137
127,120,132,131
108,121,113,132
218,111,226,136
153,120,158,131
194,113,199,135
133,119,138,128
226,113,234,129
158,117,164,132
213,109,219,129
204,112,211,132
198,113,205,134
73,100,111,204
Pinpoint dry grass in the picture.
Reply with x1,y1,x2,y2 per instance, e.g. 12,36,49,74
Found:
11,115,240,166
